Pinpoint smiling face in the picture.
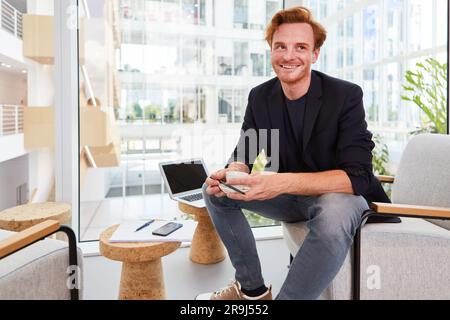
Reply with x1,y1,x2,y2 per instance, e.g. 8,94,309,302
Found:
271,23,319,87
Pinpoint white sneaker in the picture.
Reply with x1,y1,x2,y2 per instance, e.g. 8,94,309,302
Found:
195,280,272,300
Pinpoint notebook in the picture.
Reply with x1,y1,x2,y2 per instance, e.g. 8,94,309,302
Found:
109,219,198,243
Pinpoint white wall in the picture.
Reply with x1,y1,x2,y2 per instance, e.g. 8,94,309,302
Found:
0,154,28,211
27,64,54,106
0,71,27,105
0,134,26,163
27,62,55,203
27,0,53,15
0,30,26,64
28,149,54,203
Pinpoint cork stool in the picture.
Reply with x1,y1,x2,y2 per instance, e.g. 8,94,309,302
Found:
99,225,181,300
0,202,71,232
178,202,226,264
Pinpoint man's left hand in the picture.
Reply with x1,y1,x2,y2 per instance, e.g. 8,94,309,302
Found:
226,173,290,201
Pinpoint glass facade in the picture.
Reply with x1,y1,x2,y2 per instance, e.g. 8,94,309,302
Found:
308,0,448,173
78,0,448,241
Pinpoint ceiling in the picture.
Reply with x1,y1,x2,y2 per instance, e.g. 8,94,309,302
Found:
5,0,27,13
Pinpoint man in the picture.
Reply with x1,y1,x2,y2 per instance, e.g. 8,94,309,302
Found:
197,6,396,300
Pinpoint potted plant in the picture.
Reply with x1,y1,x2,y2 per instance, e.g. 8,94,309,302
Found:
372,133,390,175
401,57,447,134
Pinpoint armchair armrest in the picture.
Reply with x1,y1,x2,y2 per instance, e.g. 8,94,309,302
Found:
370,202,450,219
376,175,395,184
0,220,60,259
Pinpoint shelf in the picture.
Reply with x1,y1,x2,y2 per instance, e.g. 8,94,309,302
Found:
80,106,114,147
85,141,120,168
22,14,85,64
80,147,90,187
22,14,54,64
23,107,54,148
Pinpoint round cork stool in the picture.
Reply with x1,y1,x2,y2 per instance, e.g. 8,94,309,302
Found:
178,202,226,264
0,202,71,232
99,225,181,300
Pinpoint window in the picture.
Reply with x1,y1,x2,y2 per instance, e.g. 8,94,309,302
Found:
234,42,249,76
79,0,284,241
234,0,248,29
307,0,448,174
218,89,233,123
266,0,279,24
251,53,264,76
182,0,206,25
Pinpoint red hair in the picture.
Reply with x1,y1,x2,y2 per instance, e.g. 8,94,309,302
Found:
265,6,327,49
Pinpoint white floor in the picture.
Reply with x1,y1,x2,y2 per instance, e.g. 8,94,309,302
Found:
82,238,290,300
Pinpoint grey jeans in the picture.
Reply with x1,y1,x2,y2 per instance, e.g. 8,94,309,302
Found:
202,183,368,300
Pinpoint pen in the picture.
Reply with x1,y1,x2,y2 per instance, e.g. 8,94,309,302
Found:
135,219,155,232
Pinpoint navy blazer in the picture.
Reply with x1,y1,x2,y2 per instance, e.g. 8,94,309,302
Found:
228,70,400,223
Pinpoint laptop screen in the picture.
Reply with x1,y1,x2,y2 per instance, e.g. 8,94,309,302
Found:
161,161,208,195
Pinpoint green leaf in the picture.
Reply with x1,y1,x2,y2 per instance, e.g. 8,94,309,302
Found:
400,95,411,101
401,56,447,135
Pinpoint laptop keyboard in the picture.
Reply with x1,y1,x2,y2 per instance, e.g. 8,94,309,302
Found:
180,193,203,202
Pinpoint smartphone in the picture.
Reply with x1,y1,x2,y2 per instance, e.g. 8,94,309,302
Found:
219,180,246,195
152,222,183,237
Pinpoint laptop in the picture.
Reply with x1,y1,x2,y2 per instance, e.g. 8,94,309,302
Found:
159,158,208,208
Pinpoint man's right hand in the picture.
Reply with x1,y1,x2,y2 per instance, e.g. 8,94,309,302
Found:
205,162,249,197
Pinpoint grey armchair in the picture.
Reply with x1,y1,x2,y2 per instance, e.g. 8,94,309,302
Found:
0,220,83,300
282,134,450,299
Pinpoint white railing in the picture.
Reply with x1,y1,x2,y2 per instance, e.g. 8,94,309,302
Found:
0,0,23,39
0,105,23,136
